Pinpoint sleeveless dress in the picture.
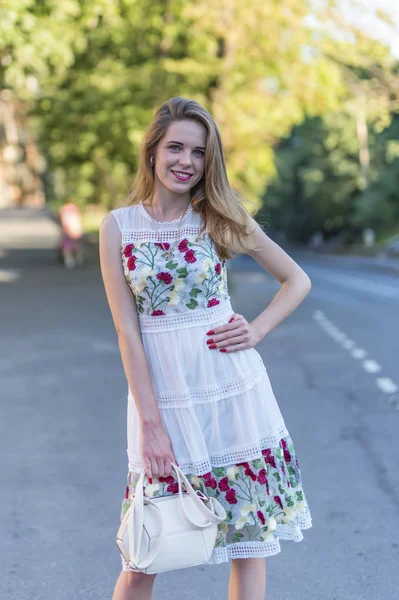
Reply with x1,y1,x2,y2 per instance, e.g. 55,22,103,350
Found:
111,203,312,568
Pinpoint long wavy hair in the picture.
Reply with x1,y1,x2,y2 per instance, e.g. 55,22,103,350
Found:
126,97,260,260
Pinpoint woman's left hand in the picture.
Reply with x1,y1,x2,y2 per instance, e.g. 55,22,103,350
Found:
206,314,260,353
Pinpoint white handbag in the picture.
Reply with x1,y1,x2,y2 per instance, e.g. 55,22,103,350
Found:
116,463,227,574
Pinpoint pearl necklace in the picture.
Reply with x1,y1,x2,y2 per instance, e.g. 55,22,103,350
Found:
147,201,193,260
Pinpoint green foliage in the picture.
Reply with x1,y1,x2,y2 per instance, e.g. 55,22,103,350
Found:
1,0,398,239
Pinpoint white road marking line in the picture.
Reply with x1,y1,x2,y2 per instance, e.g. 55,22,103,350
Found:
342,340,355,350
312,310,398,406
376,378,398,394
0,269,21,282
362,360,382,374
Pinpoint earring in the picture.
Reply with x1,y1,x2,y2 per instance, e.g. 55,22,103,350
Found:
150,156,154,167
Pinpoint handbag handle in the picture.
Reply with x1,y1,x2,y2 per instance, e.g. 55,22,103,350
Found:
130,463,226,569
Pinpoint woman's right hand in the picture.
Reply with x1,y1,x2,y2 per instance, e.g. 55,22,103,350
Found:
140,420,177,482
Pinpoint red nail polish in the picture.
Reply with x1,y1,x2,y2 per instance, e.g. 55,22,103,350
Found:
207,339,214,344
208,344,217,349
207,330,214,335
229,317,235,323
219,348,227,352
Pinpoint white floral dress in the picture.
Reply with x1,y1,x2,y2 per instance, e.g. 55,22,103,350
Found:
111,203,312,567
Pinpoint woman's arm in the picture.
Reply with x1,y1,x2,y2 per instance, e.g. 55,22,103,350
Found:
205,220,311,352
246,220,312,342
99,213,176,479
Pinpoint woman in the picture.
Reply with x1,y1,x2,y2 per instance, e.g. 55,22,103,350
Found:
99,97,312,600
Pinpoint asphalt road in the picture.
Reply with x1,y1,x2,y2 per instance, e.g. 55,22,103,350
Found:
1,229,398,600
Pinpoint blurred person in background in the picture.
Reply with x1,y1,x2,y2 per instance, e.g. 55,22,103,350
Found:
100,97,313,600
59,201,84,269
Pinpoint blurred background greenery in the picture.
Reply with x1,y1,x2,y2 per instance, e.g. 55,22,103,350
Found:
0,0,398,250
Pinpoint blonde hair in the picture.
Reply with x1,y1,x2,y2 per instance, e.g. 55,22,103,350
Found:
126,97,259,260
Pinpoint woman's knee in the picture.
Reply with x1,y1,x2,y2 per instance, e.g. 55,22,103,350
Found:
122,569,157,589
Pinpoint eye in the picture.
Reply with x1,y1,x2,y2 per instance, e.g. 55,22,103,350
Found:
170,144,181,151
194,149,205,157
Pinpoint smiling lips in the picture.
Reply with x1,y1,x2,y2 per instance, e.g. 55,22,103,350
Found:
171,170,193,181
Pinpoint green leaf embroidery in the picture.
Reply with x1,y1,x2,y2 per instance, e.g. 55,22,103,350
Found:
295,490,304,501
176,267,188,277
186,299,198,310
290,478,298,488
278,484,285,495
137,295,145,303
189,287,202,298
272,472,281,482
266,505,274,516
252,459,262,469
285,495,295,506
275,448,282,459
226,510,233,522
232,532,244,542
259,500,265,507
213,467,226,477
288,465,296,475
138,304,144,313
165,260,178,269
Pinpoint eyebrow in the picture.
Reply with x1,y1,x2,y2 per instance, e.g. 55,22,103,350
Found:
166,140,206,150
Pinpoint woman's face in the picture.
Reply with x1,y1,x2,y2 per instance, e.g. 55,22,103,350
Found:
153,119,207,193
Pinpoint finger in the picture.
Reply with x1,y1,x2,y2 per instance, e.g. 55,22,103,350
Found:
157,458,166,479
164,459,172,477
145,457,153,483
217,334,247,350
151,458,159,479
219,340,246,353
206,318,242,340
208,326,247,345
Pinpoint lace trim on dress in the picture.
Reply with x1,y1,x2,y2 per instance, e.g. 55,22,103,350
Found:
207,515,313,564
127,424,289,475
154,356,267,408
122,226,208,244
138,297,233,332
121,514,313,571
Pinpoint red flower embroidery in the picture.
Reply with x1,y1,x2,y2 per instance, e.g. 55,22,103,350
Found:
237,462,250,468
157,272,173,284
287,481,291,487
125,486,129,499
218,477,230,492
257,510,265,525
155,242,170,250
284,449,292,463
184,249,197,263
244,467,257,481
281,464,286,476
158,475,174,484
225,488,238,504
257,469,267,485
167,482,179,494
280,438,287,449
178,239,189,252
274,495,283,510
262,448,276,469
215,263,221,275
207,298,220,308
127,256,137,270
151,310,166,316
123,244,134,257
203,473,217,489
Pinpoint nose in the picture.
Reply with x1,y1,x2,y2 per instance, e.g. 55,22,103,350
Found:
179,152,192,168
